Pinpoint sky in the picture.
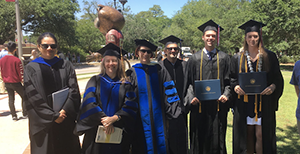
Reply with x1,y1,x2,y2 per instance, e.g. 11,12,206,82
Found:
75,0,189,19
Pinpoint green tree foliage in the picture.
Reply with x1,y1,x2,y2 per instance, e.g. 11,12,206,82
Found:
0,0,79,46
251,0,300,56
123,5,171,52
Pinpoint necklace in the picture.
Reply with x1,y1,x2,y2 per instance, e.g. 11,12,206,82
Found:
244,50,263,72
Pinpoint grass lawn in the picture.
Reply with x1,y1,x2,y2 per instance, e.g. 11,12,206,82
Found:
225,70,300,153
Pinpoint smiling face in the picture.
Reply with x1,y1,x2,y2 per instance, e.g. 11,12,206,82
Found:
245,31,260,47
104,55,119,78
137,46,152,64
165,43,179,60
38,37,57,60
202,30,216,50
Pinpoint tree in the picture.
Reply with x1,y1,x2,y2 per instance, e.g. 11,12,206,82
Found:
0,0,79,46
251,0,300,56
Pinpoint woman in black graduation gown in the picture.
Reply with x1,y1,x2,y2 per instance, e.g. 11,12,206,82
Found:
126,39,182,154
24,32,81,154
75,43,138,154
231,20,283,154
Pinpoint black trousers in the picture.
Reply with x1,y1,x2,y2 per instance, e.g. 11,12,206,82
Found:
5,82,27,117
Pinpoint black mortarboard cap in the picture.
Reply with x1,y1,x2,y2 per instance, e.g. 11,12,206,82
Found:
198,19,224,33
97,43,127,59
159,35,183,46
238,20,266,34
134,39,158,51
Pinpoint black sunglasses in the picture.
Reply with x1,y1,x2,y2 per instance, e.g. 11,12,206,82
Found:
166,47,179,51
40,44,57,49
139,49,152,54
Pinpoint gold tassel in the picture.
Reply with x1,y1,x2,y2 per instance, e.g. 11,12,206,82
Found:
198,102,202,113
255,94,258,122
259,94,262,112
217,101,220,112
244,95,248,102
238,95,240,99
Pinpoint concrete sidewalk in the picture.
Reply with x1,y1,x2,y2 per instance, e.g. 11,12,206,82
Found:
0,78,90,154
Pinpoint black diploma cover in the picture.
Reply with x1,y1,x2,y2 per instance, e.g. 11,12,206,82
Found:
238,71,267,95
195,79,221,101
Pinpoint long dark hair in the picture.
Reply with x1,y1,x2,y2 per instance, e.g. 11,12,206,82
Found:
37,32,58,45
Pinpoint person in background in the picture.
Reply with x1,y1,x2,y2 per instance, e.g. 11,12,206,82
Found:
126,39,182,154
24,49,39,66
231,20,283,154
75,43,138,154
290,61,300,137
158,35,188,154
24,32,81,154
0,41,27,120
76,53,80,63
0,45,8,94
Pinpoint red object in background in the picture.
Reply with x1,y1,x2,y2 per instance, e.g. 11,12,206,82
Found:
6,0,15,2
105,29,123,48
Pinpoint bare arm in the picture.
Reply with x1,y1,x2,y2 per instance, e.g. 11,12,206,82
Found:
295,85,299,98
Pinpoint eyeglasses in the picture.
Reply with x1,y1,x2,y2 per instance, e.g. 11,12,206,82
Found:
40,44,57,49
166,47,179,51
139,49,152,54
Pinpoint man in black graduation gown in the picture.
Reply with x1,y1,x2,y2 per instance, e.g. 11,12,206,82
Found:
184,20,231,154
158,35,188,154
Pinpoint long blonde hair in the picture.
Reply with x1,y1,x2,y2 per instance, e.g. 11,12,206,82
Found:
242,33,270,72
99,56,129,83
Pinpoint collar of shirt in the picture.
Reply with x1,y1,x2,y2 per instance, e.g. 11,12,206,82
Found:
203,47,216,58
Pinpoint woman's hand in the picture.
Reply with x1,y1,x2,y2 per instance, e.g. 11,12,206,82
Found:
101,115,118,127
55,109,67,123
234,85,246,95
104,125,115,134
261,84,276,95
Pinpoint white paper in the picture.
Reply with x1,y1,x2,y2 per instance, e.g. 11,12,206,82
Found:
52,88,69,112
95,126,123,144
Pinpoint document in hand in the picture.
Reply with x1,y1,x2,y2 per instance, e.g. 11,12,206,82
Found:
52,88,69,112
195,79,221,101
239,72,267,95
95,125,123,144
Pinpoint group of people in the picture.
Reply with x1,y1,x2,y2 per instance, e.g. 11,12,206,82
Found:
8,19,287,154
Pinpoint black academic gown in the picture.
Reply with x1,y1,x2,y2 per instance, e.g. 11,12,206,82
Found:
24,58,81,154
230,49,284,154
126,63,182,154
159,59,188,154
75,75,138,154
184,49,231,154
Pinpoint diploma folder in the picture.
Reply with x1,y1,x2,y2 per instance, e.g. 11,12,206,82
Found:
52,88,69,112
95,126,123,144
238,72,267,95
195,79,221,101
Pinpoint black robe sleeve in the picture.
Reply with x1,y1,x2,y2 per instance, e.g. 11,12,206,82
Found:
62,62,81,118
24,64,61,136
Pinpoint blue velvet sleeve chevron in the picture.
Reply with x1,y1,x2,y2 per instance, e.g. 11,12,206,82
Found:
164,81,175,88
164,80,180,104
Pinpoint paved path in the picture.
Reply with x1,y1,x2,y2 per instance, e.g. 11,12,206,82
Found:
0,60,140,154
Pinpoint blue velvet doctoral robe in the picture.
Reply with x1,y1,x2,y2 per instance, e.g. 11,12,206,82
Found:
126,63,182,154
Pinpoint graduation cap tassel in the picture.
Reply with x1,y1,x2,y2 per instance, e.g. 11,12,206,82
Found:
260,24,263,47
217,100,220,112
119,39,126,78
217,25,220,46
